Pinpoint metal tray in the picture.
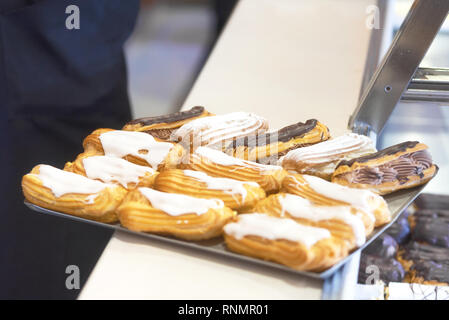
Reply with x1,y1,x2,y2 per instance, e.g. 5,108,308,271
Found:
24,184,425,279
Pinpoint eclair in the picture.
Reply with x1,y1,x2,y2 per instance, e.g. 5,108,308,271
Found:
22,165,127,223
82,128,185,170
122,106,212,140
171,112,268,151
223,213,349,272
282,173,391,229
280,133,376,180
225,119,330,164
252,193,366,250
117,187,236,240
64,155,159,190
154,169,266,211
331,141,438,195
180,146,287,193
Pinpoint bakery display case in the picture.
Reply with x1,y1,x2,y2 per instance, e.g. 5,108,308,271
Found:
20,0,449,299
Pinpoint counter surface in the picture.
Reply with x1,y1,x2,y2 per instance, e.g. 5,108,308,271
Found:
79,0,375,299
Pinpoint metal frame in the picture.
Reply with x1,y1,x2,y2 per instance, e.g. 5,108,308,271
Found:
349,0,449,137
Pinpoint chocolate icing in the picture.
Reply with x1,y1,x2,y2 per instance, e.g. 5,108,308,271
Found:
126,106,205,126
341,149,432,185
411,260,449,284
415,193,449,210
403,241,449,264
358,254,405,284
364,234,398,259
403,242,449,284
228,119,319,149
412,209,449,247
337,141,420,168
386,213,411,245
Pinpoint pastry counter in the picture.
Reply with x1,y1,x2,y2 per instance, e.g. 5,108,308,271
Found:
77,0,384,299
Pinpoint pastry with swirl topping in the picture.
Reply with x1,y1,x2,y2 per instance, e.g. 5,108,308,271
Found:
172,111,268,151
331,141,438,195
280,133,375,180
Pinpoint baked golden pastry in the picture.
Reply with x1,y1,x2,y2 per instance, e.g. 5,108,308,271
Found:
171,112,268,151
331,141,438,195
223,213,349,272
225,119,330,164
82,128,185,170
280,133,376,180
179,146,287,193
154,169,266,211
282,173,391,230
122,106,213,140
117,187,236,240
252,193,366,251
64,154,158,190
22,165,127,223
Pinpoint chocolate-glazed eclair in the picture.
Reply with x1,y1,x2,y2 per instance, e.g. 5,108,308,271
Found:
414,193,449,210
398,242,449,285
123,106,212,140
410,209,449,248
225,119,330,165
331,141,438,195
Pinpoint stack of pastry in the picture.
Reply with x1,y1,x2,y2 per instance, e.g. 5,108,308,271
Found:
21,107,438,273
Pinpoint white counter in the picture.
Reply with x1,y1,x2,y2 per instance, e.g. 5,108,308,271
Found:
79,0,375,299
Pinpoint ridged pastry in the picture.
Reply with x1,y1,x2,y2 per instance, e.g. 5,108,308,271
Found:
64,154,158,190
331,141,438,195
154,169,266,211
223,213,349,272
82,128,185,170
22,165,127,223
122,106,213,140
226,119,330,164
397,242,449,286
252,193,366,250
172,112,268,151
179,146,287,193
117,187,236,240
280,133,376,180
282,173,391,229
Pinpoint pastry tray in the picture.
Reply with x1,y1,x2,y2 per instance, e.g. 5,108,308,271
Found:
24,184,425,279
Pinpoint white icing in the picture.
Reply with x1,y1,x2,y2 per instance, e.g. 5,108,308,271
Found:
281,133,376,165
173,112,267,147
224,213,331,248
99,130,173,169
302,175,379,222
34,165,110,198
82,156,156,188
278,194,365,246
183,170,259,203
195,146,282,171
138,187,223,216
84,194,99,204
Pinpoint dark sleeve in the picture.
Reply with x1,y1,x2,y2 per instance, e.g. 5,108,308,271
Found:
0,0,139,115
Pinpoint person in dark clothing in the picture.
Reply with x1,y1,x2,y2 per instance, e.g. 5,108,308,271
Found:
0,0,238,299
0,0,139,299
